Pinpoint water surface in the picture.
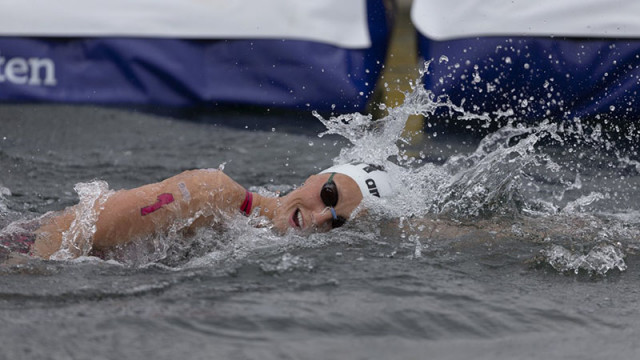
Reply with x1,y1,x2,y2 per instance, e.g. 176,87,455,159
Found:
1,91,639,359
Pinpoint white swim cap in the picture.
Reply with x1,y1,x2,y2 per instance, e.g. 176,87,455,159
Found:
320,163,394,198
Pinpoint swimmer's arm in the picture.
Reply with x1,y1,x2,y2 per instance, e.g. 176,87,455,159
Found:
33,169,246,259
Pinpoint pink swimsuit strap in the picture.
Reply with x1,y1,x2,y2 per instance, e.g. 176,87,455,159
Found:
240,190,253,216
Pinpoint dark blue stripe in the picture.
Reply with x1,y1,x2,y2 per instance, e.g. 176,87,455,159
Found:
417,35,640,121
0,0,391,112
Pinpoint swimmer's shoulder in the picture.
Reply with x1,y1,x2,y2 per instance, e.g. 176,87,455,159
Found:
165,169,243,193
171,168,229,183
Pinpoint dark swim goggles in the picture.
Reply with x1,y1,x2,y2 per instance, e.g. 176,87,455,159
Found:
320,173,347,228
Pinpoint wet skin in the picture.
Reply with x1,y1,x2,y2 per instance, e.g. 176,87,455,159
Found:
31,170,364,259
267,173,363,234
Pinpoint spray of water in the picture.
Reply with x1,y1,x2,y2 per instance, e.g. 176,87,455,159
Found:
51,181,114,260
311,60,640,275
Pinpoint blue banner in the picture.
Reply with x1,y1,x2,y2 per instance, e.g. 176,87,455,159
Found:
0,0,390,112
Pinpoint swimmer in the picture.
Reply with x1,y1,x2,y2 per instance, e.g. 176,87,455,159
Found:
0,163,393,261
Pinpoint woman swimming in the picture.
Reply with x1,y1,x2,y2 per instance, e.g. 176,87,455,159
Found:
1,163,393,260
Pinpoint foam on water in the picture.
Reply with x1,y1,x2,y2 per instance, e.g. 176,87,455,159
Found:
541,243,627,274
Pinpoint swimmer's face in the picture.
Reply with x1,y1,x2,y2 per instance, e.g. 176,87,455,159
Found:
272,173,363,233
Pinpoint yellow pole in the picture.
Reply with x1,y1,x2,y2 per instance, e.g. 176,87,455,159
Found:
373,0,424,148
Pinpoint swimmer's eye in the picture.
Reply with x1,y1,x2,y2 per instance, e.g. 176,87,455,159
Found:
320,173,339,207
321,173,346,228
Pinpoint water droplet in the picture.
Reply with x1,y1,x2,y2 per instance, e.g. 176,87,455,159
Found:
472,72,481,84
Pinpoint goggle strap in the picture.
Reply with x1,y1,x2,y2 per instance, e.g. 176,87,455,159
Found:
329,207,338,220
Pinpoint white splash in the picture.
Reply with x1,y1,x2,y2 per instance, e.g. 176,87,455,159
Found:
309,59,640,275
542,243,627,275
51,180,114,260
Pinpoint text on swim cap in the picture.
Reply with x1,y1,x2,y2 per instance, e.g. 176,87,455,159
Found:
365,179,380,197
363,164,384,173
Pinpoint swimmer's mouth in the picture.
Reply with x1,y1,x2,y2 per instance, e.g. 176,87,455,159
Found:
292,208,304,229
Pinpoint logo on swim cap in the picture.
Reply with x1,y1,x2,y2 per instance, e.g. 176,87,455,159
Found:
320,163,393,198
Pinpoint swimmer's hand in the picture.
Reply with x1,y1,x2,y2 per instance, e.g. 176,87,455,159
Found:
0,252,31,267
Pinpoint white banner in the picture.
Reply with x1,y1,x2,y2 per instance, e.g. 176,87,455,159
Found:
0,0,371,48
412,0,640,40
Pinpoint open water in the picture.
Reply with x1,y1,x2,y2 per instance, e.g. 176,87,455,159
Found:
1,66,640,359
